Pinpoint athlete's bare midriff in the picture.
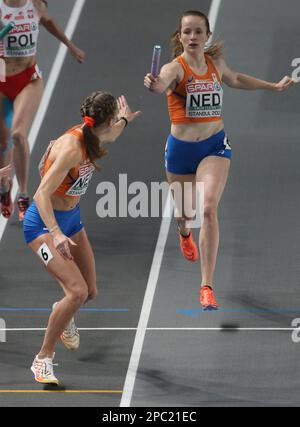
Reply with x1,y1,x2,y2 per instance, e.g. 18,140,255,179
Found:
4,55,36,76
171,120,225,142
50,194,81,212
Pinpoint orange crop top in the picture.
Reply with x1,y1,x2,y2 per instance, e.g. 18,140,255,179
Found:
39,126,95,198
167,54,223,124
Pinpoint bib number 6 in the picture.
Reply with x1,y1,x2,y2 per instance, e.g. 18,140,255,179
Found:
37,243,53,266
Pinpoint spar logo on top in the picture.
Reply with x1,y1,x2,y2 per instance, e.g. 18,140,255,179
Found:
10,22,37,33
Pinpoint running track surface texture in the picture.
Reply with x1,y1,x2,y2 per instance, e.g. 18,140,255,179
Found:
1,0,300,407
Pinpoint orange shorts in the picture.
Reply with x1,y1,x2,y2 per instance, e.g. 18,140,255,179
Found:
0,63,42,100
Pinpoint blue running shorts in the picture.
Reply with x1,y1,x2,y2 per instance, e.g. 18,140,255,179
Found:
165,129,232,175
23,200,84,244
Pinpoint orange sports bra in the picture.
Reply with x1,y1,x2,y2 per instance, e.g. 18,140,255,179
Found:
39,126,95,199
167,54,223,124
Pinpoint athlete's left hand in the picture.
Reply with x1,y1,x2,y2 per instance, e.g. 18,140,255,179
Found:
274,76,296,91
117,96,142,124
68,43,85,64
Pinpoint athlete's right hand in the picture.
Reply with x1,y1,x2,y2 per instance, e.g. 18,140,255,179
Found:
0,164,12,179
68,42,85,64
52,232,77,261
117,95,142,123
144,73,159,91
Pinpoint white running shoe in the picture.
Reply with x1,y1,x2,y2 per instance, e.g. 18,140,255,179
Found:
31,353,59,385
52,302,80,351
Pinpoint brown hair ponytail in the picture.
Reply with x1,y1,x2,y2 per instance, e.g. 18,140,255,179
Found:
171,10,224,59
80,92,117,169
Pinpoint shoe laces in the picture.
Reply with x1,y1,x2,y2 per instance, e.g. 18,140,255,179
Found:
63,319,78,338
35,356,58,376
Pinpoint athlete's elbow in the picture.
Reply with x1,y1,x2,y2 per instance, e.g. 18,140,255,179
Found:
226,75,240,89
33,191,42,205
102,134,116,144
41,16,53,28
153,84,167,94
33,189,50,204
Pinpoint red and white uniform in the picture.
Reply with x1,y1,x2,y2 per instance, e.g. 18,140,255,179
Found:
0,0,40,57
0,0,42,100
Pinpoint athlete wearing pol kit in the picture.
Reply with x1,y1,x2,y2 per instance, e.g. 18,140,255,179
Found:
144,10,294,310
0,0,85,221
24,92,141,385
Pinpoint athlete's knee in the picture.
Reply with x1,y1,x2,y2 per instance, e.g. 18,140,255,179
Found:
203,200,218,221
11,128,27,148
69,283,89,306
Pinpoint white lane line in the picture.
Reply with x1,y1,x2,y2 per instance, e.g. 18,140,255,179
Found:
207,0,222,34
0,327,295,332
120,192,173,407
120,1,224,407
0,0,86,241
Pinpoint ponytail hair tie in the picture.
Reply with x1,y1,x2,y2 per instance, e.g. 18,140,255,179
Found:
83,116,95,127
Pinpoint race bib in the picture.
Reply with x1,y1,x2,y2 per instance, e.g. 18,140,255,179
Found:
0,0,40,58
37,243,53,266
186,74,223,119
66,163,95,197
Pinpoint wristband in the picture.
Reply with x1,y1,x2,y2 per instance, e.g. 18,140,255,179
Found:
120,117,128,127
49,225,59,234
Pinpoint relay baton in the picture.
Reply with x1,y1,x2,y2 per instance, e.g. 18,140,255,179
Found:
0,22,15,40
151,45,161,77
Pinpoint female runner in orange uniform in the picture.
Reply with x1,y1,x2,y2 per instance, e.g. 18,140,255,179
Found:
23,91,141,384
144,10,294,310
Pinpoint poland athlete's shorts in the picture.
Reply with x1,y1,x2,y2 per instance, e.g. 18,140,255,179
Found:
0,64,42,101
165,129,232,175
23,200,84,244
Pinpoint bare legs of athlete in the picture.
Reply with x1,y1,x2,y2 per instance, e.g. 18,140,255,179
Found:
0,96,14,217
0,79,44,220
12,79,43,196
0,94,12,192
167,156,230,302
28,228,98,358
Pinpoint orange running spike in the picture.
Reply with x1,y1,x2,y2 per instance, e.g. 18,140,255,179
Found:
179,232,199,262
200,286,219,311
